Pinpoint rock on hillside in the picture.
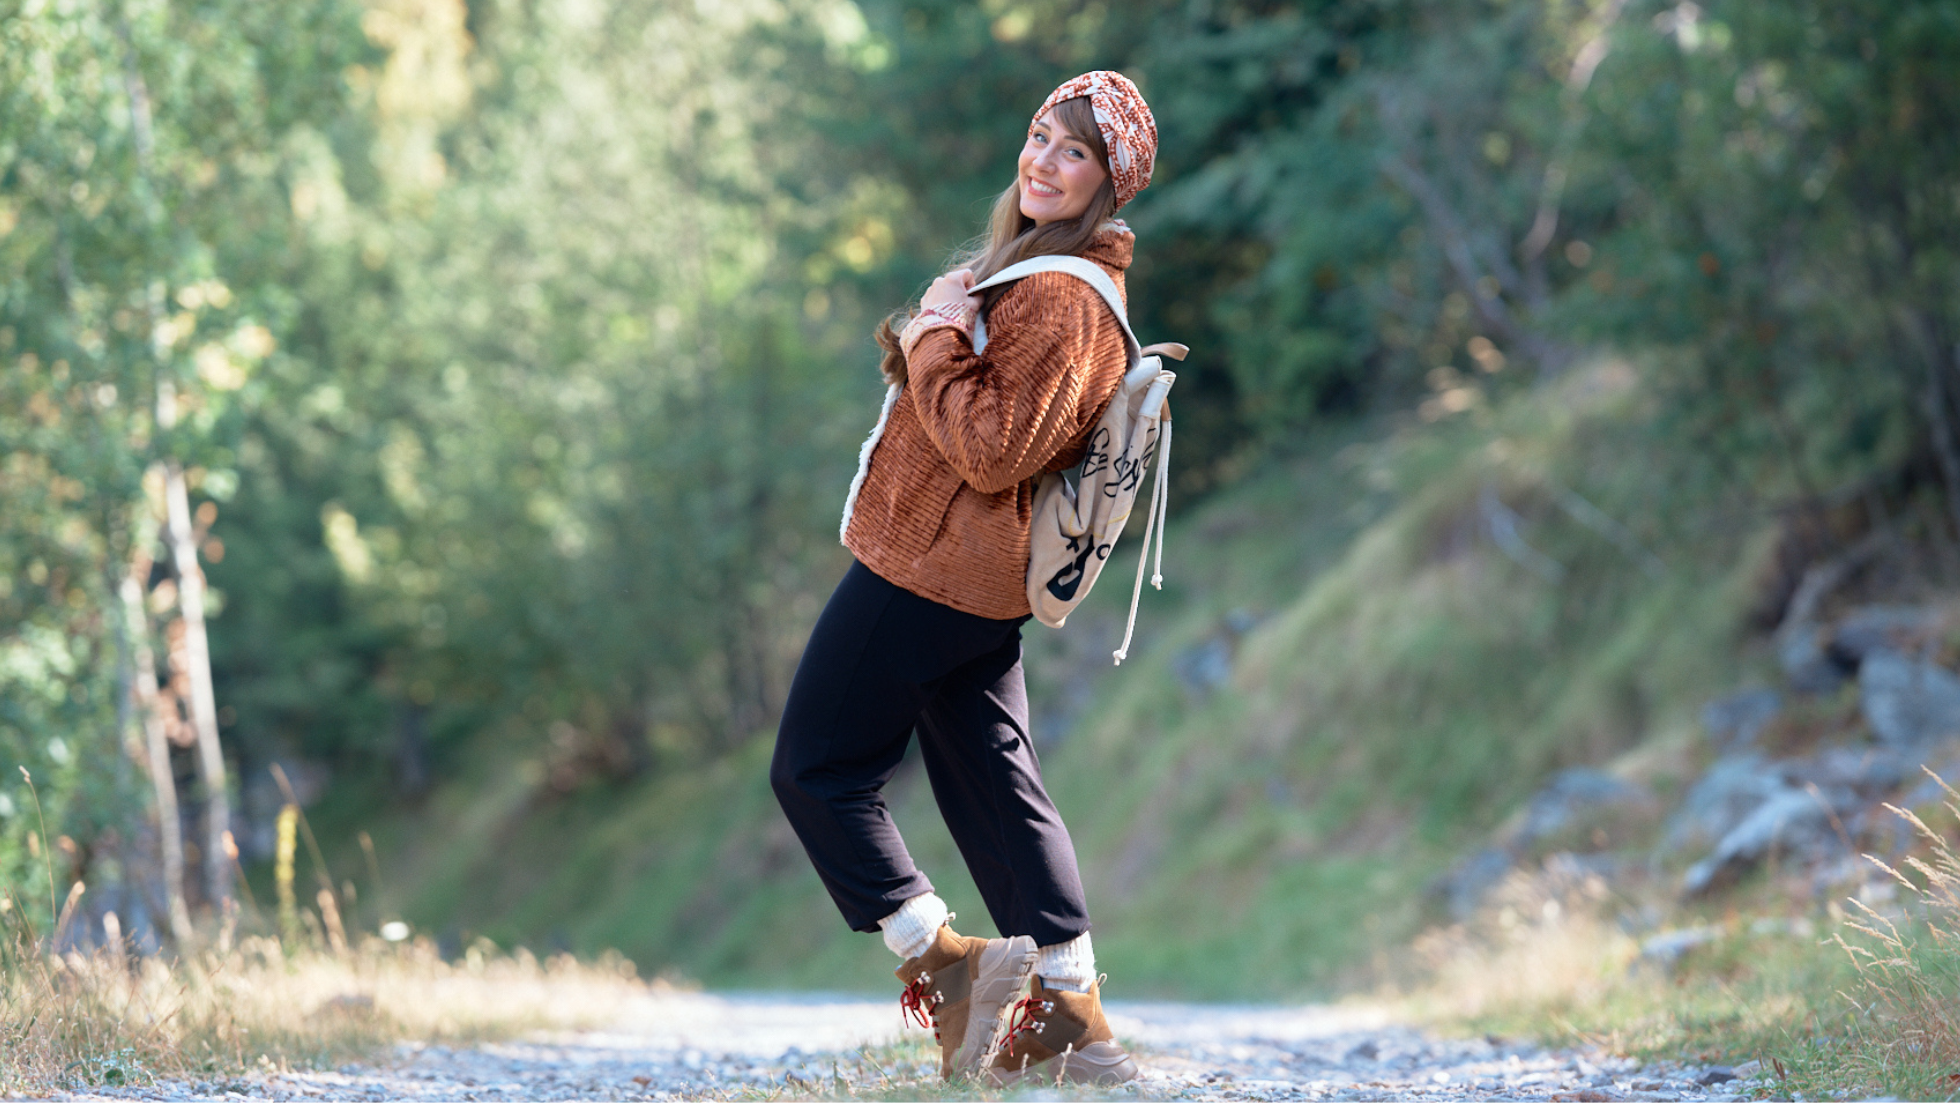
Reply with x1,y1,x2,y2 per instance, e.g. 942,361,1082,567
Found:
1439,601,1960,917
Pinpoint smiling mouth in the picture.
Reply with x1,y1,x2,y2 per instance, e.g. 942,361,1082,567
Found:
1025,177,1063,198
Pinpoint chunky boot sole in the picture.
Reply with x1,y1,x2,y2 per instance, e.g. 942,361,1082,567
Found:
951,936,1037,1077
985,1040,1139,1088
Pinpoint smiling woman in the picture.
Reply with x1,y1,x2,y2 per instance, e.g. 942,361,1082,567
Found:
772,70,1159,1091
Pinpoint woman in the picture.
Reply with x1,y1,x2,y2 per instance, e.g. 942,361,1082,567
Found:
770,71,1156,1087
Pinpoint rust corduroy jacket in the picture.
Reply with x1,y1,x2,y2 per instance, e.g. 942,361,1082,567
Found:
843,228,1135,621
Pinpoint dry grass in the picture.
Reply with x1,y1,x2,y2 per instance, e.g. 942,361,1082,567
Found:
1401,884,1640,1026
0,780,678,1096
1387,855,1847,1082
1393,862,1664,1039
1823,772,1960,1100
0,931,666,1095
1386,774,1960,1101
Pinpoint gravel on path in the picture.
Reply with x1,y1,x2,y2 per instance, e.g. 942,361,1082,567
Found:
65,989,1755,1101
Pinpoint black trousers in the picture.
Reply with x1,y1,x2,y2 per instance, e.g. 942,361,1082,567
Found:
770,560,1090,948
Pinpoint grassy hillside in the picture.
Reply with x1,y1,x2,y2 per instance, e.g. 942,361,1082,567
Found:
306,359,1781,999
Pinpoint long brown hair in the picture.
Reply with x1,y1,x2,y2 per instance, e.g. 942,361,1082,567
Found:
875,96,1117,385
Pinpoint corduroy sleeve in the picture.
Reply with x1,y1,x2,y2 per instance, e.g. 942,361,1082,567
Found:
904,273,1118,495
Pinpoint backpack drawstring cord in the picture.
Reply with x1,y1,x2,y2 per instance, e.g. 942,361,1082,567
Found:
1113,415,1170,665
1151,417,1171,587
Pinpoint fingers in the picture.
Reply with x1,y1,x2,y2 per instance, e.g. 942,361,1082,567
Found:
921,269,983,311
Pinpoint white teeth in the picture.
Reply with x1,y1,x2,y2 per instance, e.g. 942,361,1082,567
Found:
1026,178,1062,197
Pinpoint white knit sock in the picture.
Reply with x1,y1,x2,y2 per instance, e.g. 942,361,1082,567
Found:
877,892,949,961
1036,931,1095,992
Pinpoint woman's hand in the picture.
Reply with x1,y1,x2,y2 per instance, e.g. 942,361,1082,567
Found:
921,268,981,314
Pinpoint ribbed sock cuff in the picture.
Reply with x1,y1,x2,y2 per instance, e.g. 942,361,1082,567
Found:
1037,931,1095,992
877,892,949,961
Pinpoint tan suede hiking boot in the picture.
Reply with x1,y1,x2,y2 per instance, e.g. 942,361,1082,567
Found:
895,925,1037,1079
983,976,1138,1088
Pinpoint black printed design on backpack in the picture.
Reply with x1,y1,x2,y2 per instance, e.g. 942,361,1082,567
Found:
1102,429,1157,500
1045,533,1113,602
1078,427,1112,480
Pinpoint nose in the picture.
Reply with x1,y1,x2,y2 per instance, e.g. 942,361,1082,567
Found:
1030,142,1060,175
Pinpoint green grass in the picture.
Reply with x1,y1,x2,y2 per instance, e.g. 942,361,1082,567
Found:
298,359,1794,1003
252,359,1960,1100
1393,788,1960,1102
1447,917,1854,1062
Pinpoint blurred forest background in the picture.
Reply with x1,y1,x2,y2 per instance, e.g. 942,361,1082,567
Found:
6,0,1960,999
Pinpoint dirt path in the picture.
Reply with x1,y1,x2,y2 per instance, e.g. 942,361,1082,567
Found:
75,990,1750,1101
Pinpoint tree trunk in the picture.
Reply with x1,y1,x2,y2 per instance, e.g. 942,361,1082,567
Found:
120,22,230,916
161,459,231,912
120,556,194,943
1922,351,1960,541
1889,302,1960,545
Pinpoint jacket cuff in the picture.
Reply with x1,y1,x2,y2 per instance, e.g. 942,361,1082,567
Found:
899,302,976,363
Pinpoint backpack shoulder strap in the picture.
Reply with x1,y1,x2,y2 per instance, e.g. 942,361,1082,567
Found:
968,255,1140,362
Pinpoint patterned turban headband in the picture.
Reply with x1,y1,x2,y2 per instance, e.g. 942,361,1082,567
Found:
1030,70,1158,211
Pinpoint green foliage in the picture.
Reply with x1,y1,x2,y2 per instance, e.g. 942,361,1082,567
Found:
223,0,879,784
10,0,1960,1023
0,0,368,921
1569,0,1950,504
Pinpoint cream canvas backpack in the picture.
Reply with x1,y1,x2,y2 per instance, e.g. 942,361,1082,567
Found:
970,256,1185,664
838,255,1183,664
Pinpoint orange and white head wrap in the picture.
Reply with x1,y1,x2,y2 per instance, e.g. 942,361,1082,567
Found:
1031,71,1158,211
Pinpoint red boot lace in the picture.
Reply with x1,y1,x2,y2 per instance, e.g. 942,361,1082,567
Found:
898,975,944,1040
999,995,1052,1056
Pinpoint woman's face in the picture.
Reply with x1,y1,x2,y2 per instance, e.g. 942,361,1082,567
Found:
1018,116,1108,225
